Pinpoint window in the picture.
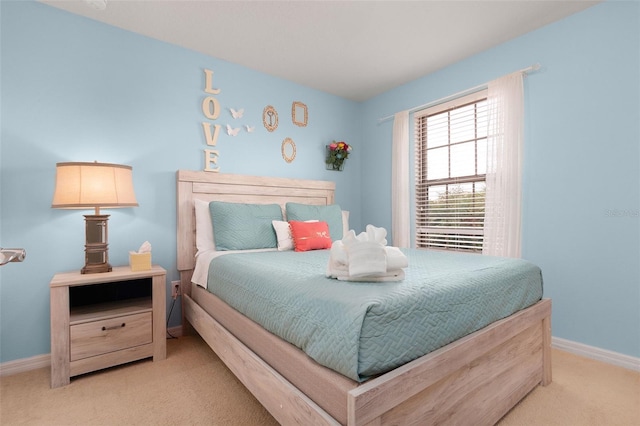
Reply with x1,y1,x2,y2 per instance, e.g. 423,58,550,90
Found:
414,91,487,252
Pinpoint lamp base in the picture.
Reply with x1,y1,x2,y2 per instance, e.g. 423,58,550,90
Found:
81,262,112,274
82,214,112,274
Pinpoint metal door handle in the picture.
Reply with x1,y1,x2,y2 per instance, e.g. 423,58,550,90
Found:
0,248,26,266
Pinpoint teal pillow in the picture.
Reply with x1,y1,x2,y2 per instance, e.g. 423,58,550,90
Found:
285,203,343,241
209,202,283,250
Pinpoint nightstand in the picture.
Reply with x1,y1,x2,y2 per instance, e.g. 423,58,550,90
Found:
50,265,167,388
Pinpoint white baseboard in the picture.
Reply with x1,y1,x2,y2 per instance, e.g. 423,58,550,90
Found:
0,327,185,377
0,353,50,377
2,334,637,377
552,337,640,372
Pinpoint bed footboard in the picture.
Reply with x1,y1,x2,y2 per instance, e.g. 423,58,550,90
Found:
347,298,552,426
184,293,551,426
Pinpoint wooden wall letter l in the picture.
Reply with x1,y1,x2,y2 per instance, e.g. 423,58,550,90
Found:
203,69,221,95
204,149,220,172
202,97,220,120
202,123,221,146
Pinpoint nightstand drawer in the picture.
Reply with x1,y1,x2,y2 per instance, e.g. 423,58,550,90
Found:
70,312,152,361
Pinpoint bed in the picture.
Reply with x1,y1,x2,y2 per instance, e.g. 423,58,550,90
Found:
176,170,552,426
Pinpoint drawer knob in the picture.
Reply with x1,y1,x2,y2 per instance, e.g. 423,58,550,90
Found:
102,323,126,331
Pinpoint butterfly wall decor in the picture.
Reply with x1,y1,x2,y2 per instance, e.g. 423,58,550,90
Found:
226,124,240,136
230,108,244,119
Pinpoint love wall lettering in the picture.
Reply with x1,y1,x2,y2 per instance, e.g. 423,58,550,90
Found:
202,69,221,172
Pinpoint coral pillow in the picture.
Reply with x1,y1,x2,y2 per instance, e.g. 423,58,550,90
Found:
289,221,332,252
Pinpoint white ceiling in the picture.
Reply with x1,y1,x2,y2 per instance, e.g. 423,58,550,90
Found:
40,0,599,101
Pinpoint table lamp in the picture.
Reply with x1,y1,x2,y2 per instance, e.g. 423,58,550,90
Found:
52,162,138,274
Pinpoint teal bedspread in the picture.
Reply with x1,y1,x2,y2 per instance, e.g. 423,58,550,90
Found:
206,249,543,382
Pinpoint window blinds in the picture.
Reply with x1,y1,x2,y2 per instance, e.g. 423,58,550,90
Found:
414,91,488,252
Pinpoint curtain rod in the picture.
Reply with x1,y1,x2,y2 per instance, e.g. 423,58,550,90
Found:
377,63,541,123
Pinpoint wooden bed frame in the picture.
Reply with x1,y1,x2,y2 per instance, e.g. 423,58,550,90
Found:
176,170,552,426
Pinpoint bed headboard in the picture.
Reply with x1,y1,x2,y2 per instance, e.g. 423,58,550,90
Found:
176,170,335,275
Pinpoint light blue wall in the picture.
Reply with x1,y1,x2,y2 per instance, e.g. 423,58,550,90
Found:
361,1,639,358
0,1,361,362
1,1,638,364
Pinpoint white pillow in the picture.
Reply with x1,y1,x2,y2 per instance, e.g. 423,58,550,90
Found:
195,199,215,254
272,220,294,251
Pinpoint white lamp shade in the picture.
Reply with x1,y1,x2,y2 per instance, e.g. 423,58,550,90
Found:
52,162,138,209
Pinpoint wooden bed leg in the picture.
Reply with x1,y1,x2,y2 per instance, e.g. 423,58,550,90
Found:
542,313,552,385
180,272,195,336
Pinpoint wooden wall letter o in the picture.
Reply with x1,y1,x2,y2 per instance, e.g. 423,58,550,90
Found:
202,96,220,120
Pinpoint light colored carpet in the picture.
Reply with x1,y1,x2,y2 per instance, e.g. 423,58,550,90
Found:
1,335,638,425
498,347,639,426
0,336,277,426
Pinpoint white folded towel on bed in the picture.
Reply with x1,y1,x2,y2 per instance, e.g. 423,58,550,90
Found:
341,225,388,246
335,269,405,282
385,246,409,270
325,247,408,275
326,225,407,282
346,240,387,277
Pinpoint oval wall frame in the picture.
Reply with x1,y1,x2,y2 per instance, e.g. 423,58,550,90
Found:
281,138,296,163
263,105,278,132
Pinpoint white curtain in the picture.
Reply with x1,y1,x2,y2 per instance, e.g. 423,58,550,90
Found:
483,72,524,258
392,110,410,248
